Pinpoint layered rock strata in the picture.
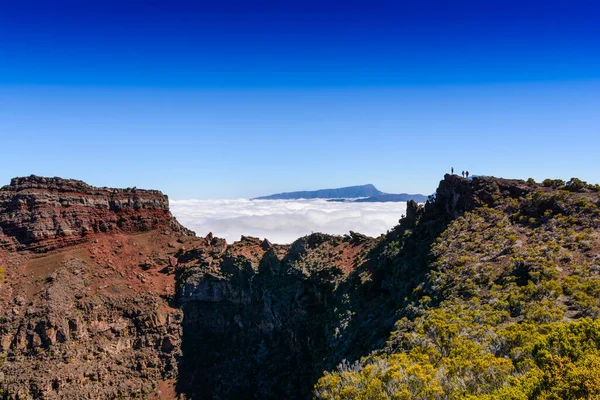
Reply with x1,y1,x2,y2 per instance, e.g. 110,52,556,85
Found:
0,175,192,252
0,176,193,399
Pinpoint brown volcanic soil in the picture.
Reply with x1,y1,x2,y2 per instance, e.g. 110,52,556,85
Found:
0,176,197,399
0,229,199,399
14,231,183,299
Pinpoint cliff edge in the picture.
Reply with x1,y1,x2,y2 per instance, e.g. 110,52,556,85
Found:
0,175,193,252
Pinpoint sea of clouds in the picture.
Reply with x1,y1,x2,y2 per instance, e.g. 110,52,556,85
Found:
170,199,408,244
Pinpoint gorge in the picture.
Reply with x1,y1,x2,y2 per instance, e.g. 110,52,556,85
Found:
2,174,600,399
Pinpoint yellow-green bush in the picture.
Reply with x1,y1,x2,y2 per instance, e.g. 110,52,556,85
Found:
316,320,600,400
316,178,600,399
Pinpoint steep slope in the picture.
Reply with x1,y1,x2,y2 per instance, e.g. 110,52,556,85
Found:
315,175,600,399
175,232,378,399
0,176,194,399
176,174,600,399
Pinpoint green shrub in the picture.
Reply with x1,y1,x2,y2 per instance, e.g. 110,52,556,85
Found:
316,320,600,400
542,179,565,189
565,177,588,192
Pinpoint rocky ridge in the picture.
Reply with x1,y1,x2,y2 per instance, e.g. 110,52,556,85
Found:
174,174,600,399
3,174,599,399
0,175,192,252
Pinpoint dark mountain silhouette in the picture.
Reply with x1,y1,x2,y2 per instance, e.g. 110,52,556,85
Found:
254,184,426,202
253,184,384,200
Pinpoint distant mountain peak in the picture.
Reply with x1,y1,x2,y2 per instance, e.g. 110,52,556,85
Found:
253,184,384,200
253,184,427,203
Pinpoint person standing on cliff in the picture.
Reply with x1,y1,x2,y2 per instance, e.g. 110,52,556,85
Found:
451,167,454,175
461,171,465,178
466,171,470,179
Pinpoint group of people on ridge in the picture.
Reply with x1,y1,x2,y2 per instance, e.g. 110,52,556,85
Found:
451,167,469,178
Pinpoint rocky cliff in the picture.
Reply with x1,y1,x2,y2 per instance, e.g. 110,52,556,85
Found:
0,176,193,399
3,173,599,399
175,232,377,399
0,258,183,398
0,175,192,252
174,174,600,399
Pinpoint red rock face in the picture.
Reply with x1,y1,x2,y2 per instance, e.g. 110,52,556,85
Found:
0,176,196,399
0,175,193,252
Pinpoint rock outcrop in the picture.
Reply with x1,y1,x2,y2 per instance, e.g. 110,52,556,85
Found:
174,231,379,399
0,176,193,399
0,175,193,252
0,258,182,398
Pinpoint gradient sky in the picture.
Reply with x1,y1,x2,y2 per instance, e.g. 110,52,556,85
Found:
1,0,599,199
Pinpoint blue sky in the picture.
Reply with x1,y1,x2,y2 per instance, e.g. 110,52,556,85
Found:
1,0,599,199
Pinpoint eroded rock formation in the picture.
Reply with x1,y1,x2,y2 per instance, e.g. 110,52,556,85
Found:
0,175,192,252
0,176,193,399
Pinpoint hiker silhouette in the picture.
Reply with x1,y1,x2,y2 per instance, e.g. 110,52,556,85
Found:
466,171,470,179
451,167,454,175
461,171,465,178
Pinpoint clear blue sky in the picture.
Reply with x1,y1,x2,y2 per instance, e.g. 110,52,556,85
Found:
1,0,599,199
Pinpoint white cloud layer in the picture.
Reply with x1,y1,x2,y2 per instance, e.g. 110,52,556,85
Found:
170,199,408,244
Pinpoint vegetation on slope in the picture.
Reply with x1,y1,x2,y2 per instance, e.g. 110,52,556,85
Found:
315,176,600,399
